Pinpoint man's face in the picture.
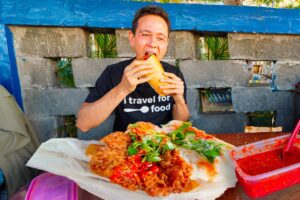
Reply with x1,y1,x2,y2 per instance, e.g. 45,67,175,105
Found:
129,14,169,61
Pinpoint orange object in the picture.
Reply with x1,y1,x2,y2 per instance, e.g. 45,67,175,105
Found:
85,144,102,157
144,54,168,96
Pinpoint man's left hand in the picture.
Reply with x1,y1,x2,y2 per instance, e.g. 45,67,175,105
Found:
159,72,185,105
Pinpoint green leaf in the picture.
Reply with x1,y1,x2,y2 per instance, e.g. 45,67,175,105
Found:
163,141,176,151
93,33,117,58
128,131,137,142
132,141,142,148
128,123,138,128
149,155,161,162
154,135,163,143
173,139,185,146
177,122,192,132
143,151,161,162
128,147,138,156
142,135,153,143
178,132,187,139
202,37,229,61
56,58,75,88
182,142,193,149
168,122,192,140
141,143,152,152
185,130,195,136
202,147,221,163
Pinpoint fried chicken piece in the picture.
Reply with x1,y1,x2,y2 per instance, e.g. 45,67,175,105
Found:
126,122,161,138
142,172,169,196
110,162,141,191
89,132,131,178
101,131,131,150
160,150,193,193
90,147,126,178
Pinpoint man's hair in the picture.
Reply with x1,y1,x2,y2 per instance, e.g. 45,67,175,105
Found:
132,5,170,36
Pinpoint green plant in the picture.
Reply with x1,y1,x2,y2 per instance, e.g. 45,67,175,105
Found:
247,111,276,127
57,115,77,138
56,59,77,137
92,33,117,58
201,37,230,60
175,59,180,68
56,58,75,87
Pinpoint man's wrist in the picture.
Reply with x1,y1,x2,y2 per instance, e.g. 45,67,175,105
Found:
173,96,186,106
115,84,130,98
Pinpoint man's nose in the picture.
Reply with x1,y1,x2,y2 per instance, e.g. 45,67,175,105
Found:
147,36,158,48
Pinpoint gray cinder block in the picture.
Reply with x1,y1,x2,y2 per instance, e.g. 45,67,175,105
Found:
28,116,58,142
232,87,292,112
72,58,126,87
275,61,300,90
186,88,200,117
10,26,88,57
16,56,58,88
174,31,199,59
116,29,135,58
180,60,250,88
191,113,247,134
23,88,89,116
228,33,300,61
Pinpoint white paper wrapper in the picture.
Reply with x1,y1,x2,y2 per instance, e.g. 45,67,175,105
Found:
27,138,237,200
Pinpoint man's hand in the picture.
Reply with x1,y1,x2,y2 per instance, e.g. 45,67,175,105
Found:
159,72,185,105
118,60,154,94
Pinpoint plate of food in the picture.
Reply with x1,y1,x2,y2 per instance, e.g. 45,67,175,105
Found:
27,120,237,200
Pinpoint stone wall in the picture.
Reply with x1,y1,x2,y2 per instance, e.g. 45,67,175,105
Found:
10,26,300,142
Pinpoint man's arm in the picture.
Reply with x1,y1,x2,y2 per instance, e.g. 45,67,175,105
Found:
172,96,190,122
76,84,128,132
160,72,190,122
76,60,153,132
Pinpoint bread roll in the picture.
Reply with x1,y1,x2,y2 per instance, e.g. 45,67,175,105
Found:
144,54,168,96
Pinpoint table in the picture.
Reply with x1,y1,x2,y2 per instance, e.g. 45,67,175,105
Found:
77,132,300,200
10,132,300,200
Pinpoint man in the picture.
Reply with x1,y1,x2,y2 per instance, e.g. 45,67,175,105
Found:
77,5,189,132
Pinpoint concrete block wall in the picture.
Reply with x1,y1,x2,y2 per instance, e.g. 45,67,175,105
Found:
10,26,300,141
228,33,299,131
10,26,93,142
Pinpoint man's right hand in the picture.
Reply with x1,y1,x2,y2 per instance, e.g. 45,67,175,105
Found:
118,59,154,94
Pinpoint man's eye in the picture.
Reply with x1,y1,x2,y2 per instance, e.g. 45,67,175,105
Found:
158,37,165,41
142,33,149,37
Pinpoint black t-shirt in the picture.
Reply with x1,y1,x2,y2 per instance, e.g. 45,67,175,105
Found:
85,58,187,131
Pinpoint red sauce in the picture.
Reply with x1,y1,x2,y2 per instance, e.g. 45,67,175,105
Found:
188,127,213,140
110,155,159,183
197,161,217,177
237,147,300,176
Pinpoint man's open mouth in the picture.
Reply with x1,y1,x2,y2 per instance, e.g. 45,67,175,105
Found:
144,52,157,59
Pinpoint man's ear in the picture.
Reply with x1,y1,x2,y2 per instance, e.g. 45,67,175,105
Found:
128,31,135,48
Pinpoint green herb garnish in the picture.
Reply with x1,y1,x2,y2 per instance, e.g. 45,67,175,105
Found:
127,124,177,162
127,122,223,163
168,122,223,163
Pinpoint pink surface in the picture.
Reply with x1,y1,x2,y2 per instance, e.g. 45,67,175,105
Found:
25,173,77,200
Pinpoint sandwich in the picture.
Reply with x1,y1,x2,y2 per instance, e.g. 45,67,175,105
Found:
144,54,168,96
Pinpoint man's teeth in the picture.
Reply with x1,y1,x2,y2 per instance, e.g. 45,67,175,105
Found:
146,52,156,56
